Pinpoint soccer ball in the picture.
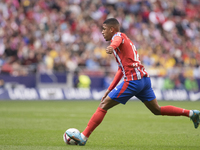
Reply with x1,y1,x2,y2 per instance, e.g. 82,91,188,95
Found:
63,128,80,145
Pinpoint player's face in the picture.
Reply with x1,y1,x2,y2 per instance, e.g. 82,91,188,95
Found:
102,24,112,41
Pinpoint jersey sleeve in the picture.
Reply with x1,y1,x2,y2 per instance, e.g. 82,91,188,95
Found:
108,67,123,91
110,36,123,49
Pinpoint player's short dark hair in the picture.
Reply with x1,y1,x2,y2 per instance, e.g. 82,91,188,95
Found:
103,18,119,26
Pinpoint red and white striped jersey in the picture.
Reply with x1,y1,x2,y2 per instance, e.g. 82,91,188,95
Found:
110,32,149,82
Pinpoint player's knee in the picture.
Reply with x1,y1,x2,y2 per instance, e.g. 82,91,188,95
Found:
98,98,118,111
98,101,108,110
98,101,104,108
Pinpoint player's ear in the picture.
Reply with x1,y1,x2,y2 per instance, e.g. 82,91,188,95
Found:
110,26,115,33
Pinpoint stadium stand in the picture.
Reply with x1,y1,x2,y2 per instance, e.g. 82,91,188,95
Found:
0,0,199,90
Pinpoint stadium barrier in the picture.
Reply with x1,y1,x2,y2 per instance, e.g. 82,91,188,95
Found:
0,88,200,101
0,71,200,100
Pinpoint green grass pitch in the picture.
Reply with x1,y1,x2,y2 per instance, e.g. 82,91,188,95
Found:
0,100,200,150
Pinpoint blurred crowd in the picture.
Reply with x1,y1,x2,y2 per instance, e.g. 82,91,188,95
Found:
0,0,200,83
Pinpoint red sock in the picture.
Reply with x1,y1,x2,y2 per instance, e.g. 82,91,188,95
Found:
82,107,107,138
160,105,190,117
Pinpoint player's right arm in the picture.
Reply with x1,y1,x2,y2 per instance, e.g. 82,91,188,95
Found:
101,34,123,101
108,68,123,91
101,67,123,101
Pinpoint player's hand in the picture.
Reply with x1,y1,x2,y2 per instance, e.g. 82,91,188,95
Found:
101,89,111,101
106,46,114,54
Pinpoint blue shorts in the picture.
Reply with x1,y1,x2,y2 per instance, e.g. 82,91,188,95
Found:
108,77,156,104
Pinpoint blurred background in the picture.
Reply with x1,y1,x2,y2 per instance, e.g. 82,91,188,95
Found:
0,0,200,100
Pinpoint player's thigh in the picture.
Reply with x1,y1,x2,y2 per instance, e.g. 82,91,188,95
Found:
99,96,119,111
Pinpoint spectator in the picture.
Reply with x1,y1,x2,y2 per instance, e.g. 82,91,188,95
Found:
0,79,4,88
77,73,91,89
0,0,199,84
163,75,175,90
184,76,199,91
